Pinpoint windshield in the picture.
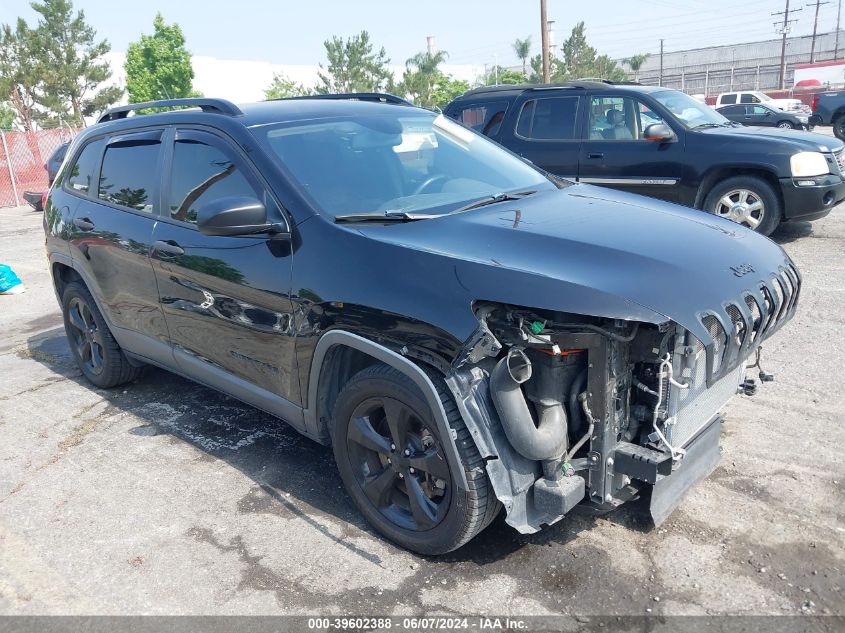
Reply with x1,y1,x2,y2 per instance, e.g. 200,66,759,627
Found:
251,112,555,218
653,90,730,128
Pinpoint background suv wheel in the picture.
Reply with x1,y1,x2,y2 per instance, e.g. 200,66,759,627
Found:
62,282,142,388
332,363,500,555
703,175,781,236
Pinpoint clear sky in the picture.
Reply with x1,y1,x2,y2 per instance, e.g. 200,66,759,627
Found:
3,0,840,67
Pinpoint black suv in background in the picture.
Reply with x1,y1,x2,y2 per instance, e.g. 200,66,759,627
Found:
45,96,798,554
445,81,845,235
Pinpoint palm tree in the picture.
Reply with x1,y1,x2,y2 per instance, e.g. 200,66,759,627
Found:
402,50,449,107
624,53,650,81
512,37,532,77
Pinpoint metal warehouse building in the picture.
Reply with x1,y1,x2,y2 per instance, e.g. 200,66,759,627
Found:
635,30,845,95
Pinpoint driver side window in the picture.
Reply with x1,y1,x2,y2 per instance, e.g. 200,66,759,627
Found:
169,134,260,225
588,96,667,141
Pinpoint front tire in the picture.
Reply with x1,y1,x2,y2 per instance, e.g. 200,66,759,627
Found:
703,175,781,236
776,120,794,129
62,282,142,388
332,363,500,555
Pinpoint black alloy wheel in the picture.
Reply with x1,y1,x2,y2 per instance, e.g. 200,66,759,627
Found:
346,395,451,531
332,364,501,554
61,281,142,388
66,296,105,376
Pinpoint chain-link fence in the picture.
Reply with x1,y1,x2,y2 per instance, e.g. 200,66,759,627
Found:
0,126,79,208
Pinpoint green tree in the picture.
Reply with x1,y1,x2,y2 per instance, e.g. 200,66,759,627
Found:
623,53,650,81
480,65,525,86
560,22,626,82
26,0,121,127
317,31,393,94
0,20,39,130
528,23,625,83
0,102,14,129
398,50,448,108
431,75,469,109
512,37,532,77
125,13,198,105
264,72,309,100
528,53,564,83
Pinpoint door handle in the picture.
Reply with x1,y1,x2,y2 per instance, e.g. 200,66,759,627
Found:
73,217,95,231
152,240,185,257
587,152,604,159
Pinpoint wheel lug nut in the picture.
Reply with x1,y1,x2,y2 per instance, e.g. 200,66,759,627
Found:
409,467,415,474
404,449,410,456
390,444,396,451
398,472,404,479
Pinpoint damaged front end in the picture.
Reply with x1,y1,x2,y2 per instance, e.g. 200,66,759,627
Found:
445,264,800,532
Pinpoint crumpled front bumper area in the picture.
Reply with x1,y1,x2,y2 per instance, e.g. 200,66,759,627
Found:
649,415,722,525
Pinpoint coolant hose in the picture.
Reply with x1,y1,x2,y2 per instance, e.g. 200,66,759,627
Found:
490,348,569,461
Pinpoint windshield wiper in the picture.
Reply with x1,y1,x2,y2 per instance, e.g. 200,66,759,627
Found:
451,190,537,213
334,211,439,223
693,122,731,129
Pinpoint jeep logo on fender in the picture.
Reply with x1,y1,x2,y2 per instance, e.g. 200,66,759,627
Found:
730,263,755,277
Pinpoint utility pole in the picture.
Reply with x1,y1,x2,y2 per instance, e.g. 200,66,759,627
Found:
807,1,830,62
540,0,550,83
836,0,842,59
659,39,664,85
774,0,802,89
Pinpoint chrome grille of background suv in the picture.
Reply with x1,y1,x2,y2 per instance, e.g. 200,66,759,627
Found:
834,148,845,173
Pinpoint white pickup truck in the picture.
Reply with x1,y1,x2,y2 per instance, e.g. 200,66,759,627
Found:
715,91,809,113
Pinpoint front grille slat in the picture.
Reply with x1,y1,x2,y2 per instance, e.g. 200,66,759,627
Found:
695,262,801,386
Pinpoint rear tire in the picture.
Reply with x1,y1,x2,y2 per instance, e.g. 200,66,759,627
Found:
61,282,142,388
834,116,845,141
776,120,793,129
332,363,500,555
703,175,781,236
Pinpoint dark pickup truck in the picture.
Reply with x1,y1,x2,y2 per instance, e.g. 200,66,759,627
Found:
446,81,845,236
810,91,845,140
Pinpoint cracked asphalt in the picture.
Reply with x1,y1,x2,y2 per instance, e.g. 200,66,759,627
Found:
0,193,843,618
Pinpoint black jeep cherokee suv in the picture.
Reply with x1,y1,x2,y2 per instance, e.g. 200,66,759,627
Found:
445,81,845,236
44,96,799,554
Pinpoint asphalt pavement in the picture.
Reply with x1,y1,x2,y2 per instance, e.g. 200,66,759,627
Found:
0,192,843,618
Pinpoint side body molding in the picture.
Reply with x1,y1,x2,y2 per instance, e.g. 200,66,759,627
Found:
305,330,469,489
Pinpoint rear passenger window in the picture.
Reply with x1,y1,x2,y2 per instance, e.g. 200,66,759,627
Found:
168,136,258,224
66,139,104,194
721,94,737,105
98,138,161,213
451,101,509,137
516,96,579,140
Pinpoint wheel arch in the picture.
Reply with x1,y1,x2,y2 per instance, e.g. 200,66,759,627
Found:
693,166,784,217
832,106,845,124
304,330,469,489
51,260,82,299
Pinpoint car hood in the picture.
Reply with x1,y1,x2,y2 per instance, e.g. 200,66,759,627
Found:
696,125,842,151
356,184,797,344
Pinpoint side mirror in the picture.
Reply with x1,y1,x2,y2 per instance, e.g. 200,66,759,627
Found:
643,123,676,142
197,196,288,237
764,111,772,116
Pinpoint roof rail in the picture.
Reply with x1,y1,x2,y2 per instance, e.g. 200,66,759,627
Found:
277,92,414,106
575,77,643,86
97,98,243,123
